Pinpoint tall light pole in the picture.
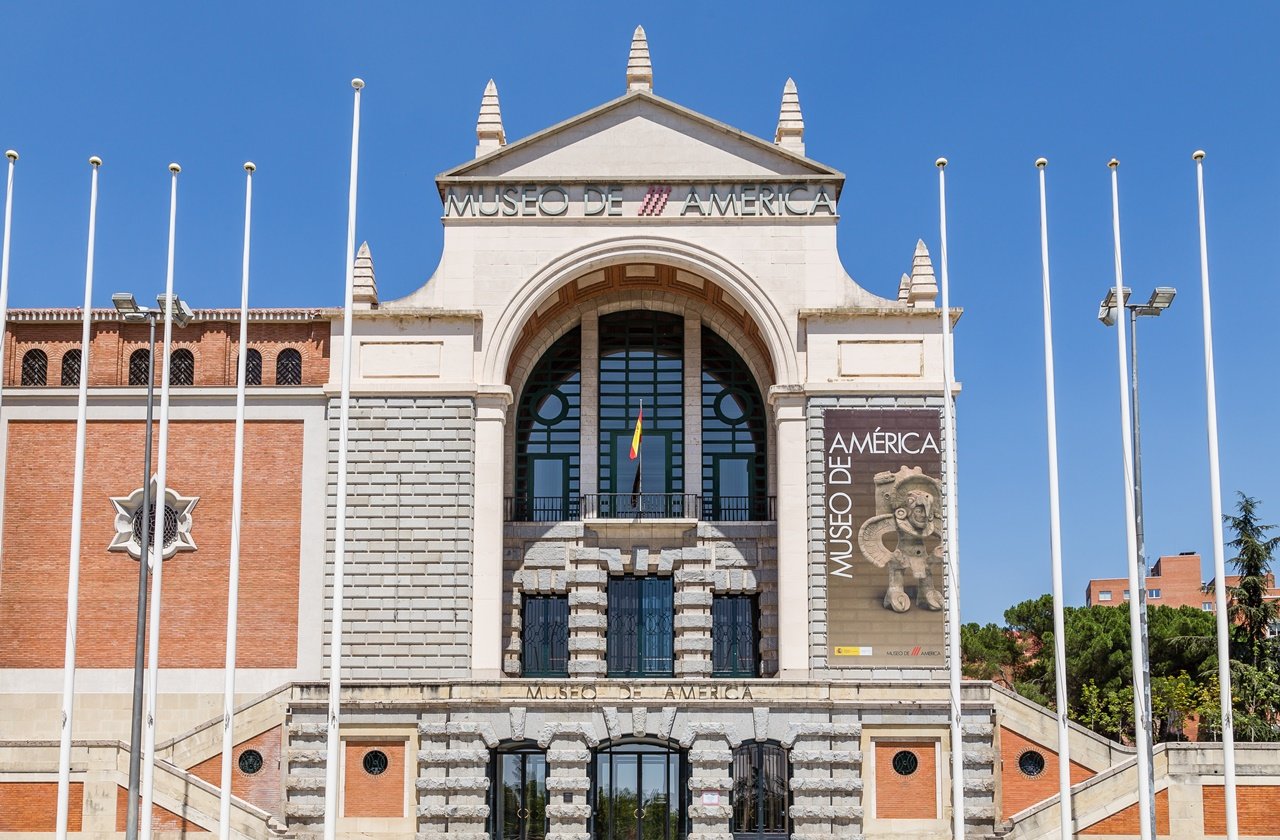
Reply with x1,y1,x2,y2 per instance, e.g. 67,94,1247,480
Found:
1097,284,1175,832
111,291,192,840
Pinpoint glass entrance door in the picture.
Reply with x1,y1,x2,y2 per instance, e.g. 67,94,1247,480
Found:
494,750,548,840
594,743,683,840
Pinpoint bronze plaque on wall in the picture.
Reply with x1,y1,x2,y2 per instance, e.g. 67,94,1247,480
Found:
823,408,946,666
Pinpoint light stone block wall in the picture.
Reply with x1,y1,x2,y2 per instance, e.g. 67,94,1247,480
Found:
324,396,476,679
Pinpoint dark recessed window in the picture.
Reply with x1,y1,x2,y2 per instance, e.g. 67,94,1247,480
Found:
239,349,262,386
129,349,151,386
606,575,674,677
522,595,569,677
21,349,47,386
276,348,302,385
238,749,264,775
732,742,788,837
892,750,919,776
363,749,389,776
1018,750,1046,778
170,349,195,386
712,595,758,677
132,503,179,550
61,349,82,387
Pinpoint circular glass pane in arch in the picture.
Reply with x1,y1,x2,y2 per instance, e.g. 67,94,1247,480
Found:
532,389,570,425
237,749,264,775
891,750,919,776
363,749,389,776
712,387,752,425
1018,750,1046,777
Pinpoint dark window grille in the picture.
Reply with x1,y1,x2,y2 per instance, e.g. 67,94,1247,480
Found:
522,595,569,677
607,576,673,677
592,741,686,840
514,328,581,520
239,349,262,386
237,749,264,775
490,744,549,840
892,750,919,776
1018,750,1046,777
61,349,82,387
702,328,766,520
20,349,47,386
132,503,180,550
170,349,194,386
276,348,302,385
362,749,389,775
712,595,758,677
129,349,151,386
732,742,788,837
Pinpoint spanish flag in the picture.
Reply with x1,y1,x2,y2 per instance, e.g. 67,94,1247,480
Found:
629,403,643,460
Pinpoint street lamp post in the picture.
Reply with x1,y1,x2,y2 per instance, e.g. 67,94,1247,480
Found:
1097,284,1176,834
111,291,192,840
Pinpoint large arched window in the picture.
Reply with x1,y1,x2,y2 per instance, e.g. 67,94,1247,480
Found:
129,349,151,386
61,349,82,387
238,349,262,386
490,742,548,840
731,742,788,838
276,348,302,385
20,349,47,386
701,328,767,520
593,740,686,840
514,327,580,521
170,349,195,386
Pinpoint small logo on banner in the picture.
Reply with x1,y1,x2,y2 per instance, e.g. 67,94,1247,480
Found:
833,646,873,657
638,185,672,216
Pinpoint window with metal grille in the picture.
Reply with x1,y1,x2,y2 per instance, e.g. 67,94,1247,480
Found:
701,328,767,521
60,349,82,387
129,349,151,386
20,349,47,386
132,503,180,550
712,595,758,677
514,328,581,521
731,742,788,838
606,576,673,677
276,348,302,385
238,349,262,386
522,595,569,677
170,349,194,385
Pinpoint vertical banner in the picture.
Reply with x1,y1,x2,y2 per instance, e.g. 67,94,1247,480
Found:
824,408,945,666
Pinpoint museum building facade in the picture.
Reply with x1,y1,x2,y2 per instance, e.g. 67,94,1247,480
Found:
1,27,1276,840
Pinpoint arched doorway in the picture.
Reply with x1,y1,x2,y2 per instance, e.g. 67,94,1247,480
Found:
491,741,549,840
592,740,687,840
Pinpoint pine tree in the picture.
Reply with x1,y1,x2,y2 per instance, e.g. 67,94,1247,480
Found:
1224,493,1280,670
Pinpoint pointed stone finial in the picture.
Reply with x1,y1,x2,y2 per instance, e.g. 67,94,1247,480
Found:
353,241,378,309
626,26,653,92
908,239,938,308
475,79,506,157
775,77,805,154
897,273,911,304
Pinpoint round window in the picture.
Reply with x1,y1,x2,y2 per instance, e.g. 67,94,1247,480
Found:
1018,750,1046,777
891,750,919,776
712,388,751,425
532,390,569,425
131,503,180,550
237,749,263,775
363,749,389,776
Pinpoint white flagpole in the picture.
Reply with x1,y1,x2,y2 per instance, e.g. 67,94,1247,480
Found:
1036,158,1074,840
55,154,102,840
323,77,364,840
0,150,17,564
935,157,965,840
1107,159,1155,840
140,163,183,840
218,161,256,839
1193,149,1238,840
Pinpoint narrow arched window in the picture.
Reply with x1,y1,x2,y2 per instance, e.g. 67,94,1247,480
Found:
732,742,788,838
237,349,262,386
129,349,151,386
514,327,581,521
276,348,302,385
20,349,47,386
702,328,767,521
170,349,194,386
61,349,82,387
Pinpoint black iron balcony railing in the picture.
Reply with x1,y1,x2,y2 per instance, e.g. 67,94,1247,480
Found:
504,495,776,523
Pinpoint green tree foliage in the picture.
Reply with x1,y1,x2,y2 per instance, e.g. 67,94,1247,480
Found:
960,622,1019,686
1224,493,1280,671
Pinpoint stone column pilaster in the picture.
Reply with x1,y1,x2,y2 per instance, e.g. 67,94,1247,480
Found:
472,387,512,679
769,388,809,679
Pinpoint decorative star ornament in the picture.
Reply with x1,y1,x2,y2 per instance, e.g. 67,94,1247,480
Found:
108,475,198,561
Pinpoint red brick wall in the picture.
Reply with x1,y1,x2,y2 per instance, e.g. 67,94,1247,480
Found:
1203,784,1280,836
1081,788,1169,835
115,785,202,831
999,727,1095,818
875,740,937,820
344,740,406,818
4,319,330,387
0,420,302,668
189,725,283,815
0,782,83,830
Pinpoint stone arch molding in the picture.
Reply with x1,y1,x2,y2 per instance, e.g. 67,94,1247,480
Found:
483,236,800,387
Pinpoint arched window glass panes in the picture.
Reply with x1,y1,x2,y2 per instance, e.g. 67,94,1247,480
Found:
276,348,302,385
170,349,194,386
594,742,686,840
598,311,684,518
129,349,151,386
61,349,82,387
607,575,673,677
514,327,581,521
21,350,47,386
490,744,548,840
701,329,766,521
731,743,788,838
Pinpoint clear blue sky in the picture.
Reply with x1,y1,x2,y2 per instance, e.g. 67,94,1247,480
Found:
3,2,1277,624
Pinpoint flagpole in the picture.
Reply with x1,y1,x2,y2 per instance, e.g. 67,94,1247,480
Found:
1107,159,1156,840
0,150,18,574
323,77,364,840
55,154,102,840
1193,149,1238,840
1036,158,1074,840
936,157,965,840
140,163,182,840
218,161,256,839
638,398,643,506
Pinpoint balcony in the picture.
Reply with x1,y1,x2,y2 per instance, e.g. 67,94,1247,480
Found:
504,494,775,523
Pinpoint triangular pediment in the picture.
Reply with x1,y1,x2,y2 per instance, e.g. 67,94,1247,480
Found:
439,91,843,187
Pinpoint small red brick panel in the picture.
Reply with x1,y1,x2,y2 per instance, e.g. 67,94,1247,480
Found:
344,740,406,818
875,740,938,820
1081,788,1170,835
999,727,1096,819
189,725,283,816
0,420,302,668
0,782,83,831
1204,784,1280,836
115,786,202,831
